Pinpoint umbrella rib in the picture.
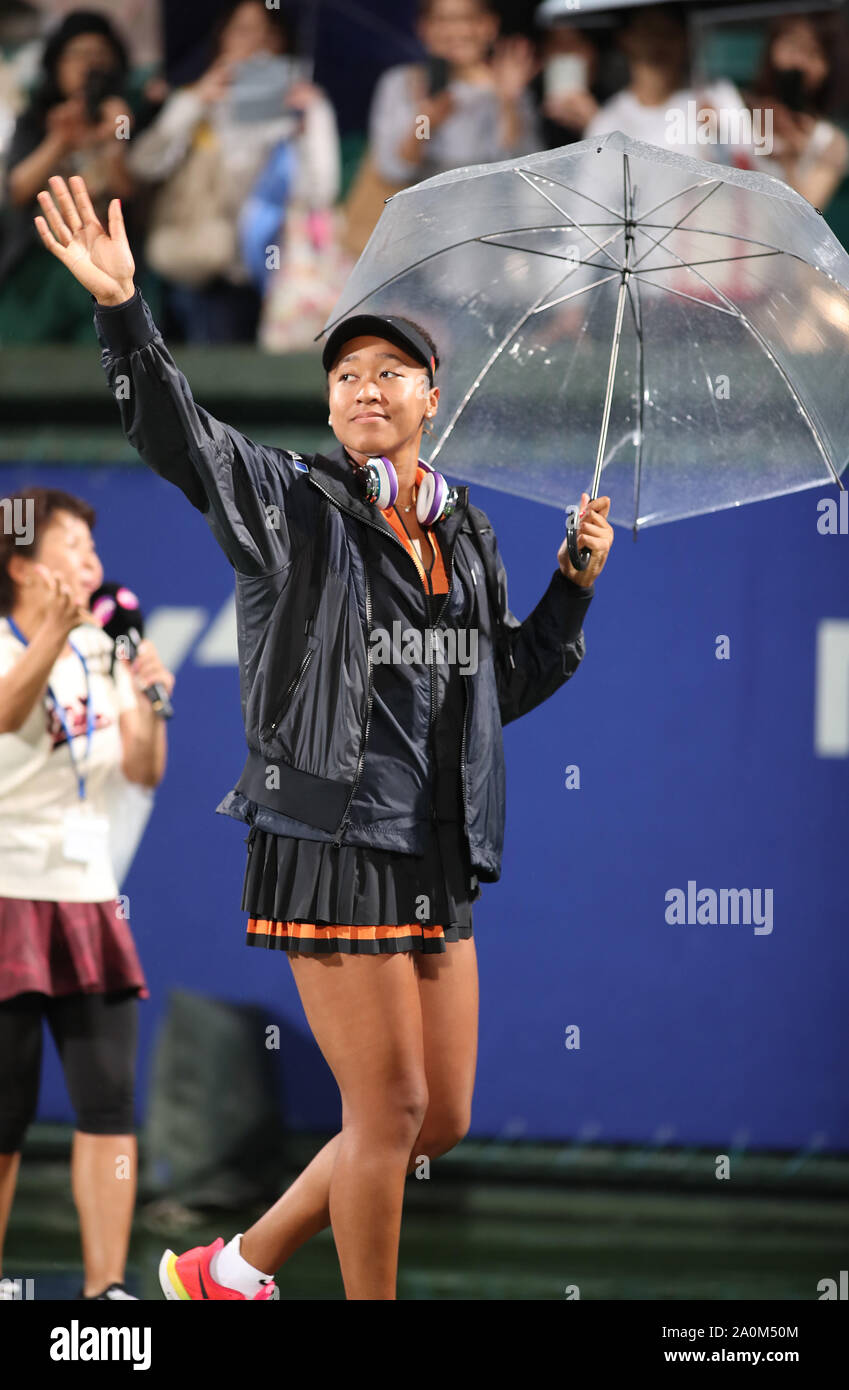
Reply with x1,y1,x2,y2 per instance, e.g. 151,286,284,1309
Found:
427,267,613,466
480,222,773,280
318,239,484,333
624,150,634,224
627,278,739,316
514,169,623,268
532,271,621,315
636,221,849,289
635,176,721,225
632,219,790,306
625,150,647,537
633,250,783,273
626,276,645,538
635,222,792,257
479,223,618,239
635,239,844,490
514,165,624,220
479,241,621,272
723,317,843,490
632,183,722,269
318,226,621,336
480,220,627,269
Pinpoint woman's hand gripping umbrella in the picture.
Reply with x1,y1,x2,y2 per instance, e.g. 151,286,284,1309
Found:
558,492,613,587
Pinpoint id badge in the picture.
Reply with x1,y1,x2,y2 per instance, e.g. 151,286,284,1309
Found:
62,805,109,864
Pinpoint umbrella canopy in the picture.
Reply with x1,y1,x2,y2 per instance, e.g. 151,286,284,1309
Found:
536,0,843,19
319,130,849,532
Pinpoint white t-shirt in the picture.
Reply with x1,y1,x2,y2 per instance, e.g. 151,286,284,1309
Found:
583,81,761,302
585,81,751,162
0,618,139,903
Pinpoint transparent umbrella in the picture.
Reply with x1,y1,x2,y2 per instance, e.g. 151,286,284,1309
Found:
318,130,849,567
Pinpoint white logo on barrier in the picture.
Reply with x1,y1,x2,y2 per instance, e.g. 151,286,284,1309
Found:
815,620,849,758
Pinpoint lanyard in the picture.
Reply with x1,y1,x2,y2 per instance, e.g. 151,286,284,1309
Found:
6,616,94,801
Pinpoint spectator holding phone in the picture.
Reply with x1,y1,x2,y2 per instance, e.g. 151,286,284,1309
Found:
745,12,849,212
0,9,134,343
368,0,540,189
127,0,339,344
532,20,604,150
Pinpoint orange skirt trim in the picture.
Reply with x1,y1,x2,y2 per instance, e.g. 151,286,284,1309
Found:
246,917,448,942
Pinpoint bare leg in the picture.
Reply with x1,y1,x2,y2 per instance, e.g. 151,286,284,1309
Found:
241,938,479,1282
72,1132,137,1296
0,1153,22,1276
279,950,428,1299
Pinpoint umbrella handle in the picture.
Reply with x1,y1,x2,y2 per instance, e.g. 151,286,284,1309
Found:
566,506,591,572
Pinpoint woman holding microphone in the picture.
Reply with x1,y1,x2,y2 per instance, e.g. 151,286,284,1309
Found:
0,489,174,1299
33,174,613,1301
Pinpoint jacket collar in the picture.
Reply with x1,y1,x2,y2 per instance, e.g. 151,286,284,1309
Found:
307,442,470,552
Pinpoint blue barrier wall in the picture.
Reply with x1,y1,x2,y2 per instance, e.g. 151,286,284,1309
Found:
2,458,847,1151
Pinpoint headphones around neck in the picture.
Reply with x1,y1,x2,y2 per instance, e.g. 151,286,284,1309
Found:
359,455,458,527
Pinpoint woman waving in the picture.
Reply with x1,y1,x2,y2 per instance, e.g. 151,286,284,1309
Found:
34,174,612,1301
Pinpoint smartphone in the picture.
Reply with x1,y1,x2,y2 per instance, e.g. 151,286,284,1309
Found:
543,54,588,102
83,66,126,124
228,53,305,123
775,67,808,113
426,56,451,97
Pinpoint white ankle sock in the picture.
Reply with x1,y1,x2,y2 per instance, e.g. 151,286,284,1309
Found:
209,1234,273,1296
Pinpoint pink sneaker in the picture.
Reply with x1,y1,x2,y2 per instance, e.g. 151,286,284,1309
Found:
158,1238,278,1300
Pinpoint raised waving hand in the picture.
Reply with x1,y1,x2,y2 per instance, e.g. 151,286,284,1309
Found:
34,173,135,306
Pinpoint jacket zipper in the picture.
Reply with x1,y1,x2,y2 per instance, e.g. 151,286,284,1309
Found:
306,477,396,846
452,546,473,845
332,562,373,847
427,547,456,824
306,476,462,846
460,675,470,837
269,647,314,732
308,478,437,584
396,511,450,828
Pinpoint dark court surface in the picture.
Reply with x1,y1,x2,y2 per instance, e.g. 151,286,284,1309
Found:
5,1128,848,1301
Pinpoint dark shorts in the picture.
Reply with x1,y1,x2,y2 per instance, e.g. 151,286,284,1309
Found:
241,820,481,956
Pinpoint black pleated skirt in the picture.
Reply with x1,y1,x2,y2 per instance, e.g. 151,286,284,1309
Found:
241,820,481,955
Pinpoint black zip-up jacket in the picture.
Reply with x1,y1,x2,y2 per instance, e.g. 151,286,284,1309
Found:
94,291,594,882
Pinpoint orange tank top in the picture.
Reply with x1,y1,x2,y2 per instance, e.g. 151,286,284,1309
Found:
381,466,449,594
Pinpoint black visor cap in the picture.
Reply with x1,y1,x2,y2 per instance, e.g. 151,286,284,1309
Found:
321,314,438,384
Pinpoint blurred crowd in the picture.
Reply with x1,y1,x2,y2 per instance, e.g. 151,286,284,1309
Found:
1,0,848,348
